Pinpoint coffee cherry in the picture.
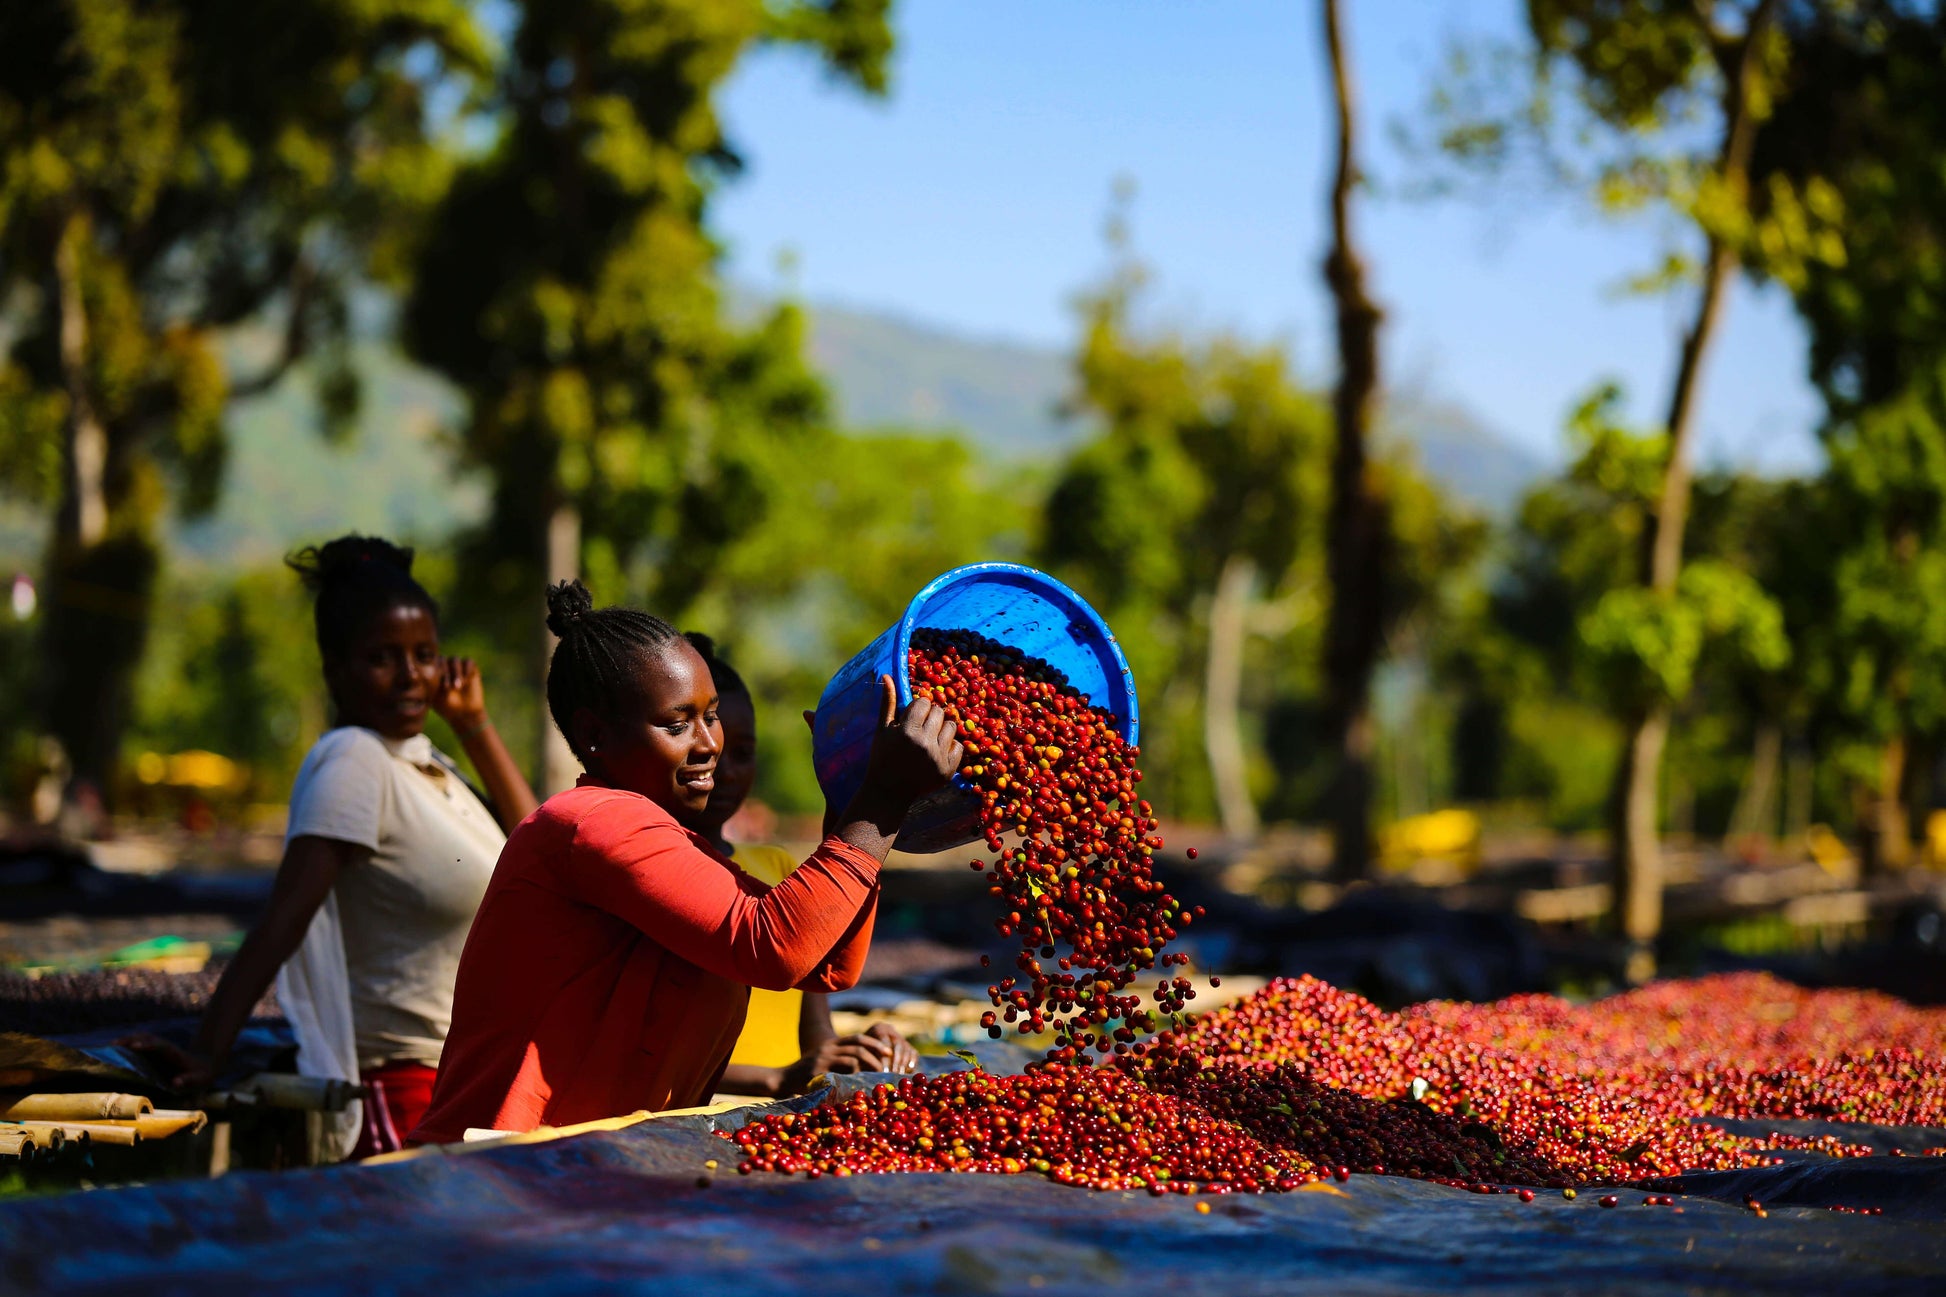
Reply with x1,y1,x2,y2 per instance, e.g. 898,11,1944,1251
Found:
908,630,1190,1053
734,628,1945,1217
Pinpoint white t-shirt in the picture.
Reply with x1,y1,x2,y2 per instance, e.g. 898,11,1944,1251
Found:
285,727,504,1069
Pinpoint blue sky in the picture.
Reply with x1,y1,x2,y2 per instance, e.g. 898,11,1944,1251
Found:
712,0,1822,473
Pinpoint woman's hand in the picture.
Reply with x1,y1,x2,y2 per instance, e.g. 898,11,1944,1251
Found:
858,1022,920,1073
430,656,540,828
778,1022,921,1093
859,675,963,812
431,656,488,733
116,1032,216,1093
830,676,962,858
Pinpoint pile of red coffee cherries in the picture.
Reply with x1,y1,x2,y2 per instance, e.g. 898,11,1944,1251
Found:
1407,973,1946,1129
908,630,1200,1062
732,637,1944,1199
729,1065,1311,1192
1165,973,1946,1182
727,1053,1568,1191
730,972,1943,1193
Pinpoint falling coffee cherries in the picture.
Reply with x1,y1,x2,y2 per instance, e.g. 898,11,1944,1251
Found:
908,629,1201,1062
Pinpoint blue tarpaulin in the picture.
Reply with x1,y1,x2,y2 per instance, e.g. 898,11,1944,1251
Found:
2,1096,1942,1296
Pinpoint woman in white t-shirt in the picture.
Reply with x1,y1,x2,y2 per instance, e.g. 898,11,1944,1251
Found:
135,535,537,1158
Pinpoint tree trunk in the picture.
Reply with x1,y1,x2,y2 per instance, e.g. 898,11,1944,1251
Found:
1727,721,1782,842
1204,553,1259,842
1617,706,1669,986
1612,0,1776,980
538,499,583,797
1862,734,1911,875
1320,0,1388,881
54,210,108,551
42,536,157,831
42,205,128,830
1782,737,1813,841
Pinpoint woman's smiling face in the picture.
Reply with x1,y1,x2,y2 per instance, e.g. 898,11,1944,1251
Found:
578,640,723,814
325,602,442,739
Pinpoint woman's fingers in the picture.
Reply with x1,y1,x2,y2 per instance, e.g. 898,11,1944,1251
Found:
862,1023,919,1072
825,1044,885,1074
916,700,945,742
847,1034,895,1070
877,674,899,729
117,1033,211,1090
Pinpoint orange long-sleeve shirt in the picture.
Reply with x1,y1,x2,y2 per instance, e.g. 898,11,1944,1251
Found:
411,778,880,1143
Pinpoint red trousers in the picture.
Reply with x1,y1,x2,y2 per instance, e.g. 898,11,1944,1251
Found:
350,1060,438,1160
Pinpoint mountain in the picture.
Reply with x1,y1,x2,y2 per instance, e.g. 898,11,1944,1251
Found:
803,301,1076,455
0,298,1546,572
170,340,484,569
1377,396,1552,518
802,298,1548,515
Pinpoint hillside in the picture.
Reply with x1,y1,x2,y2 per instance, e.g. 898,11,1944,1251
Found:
804,301,1076,455
803,301,1548,515
0,299,1545,572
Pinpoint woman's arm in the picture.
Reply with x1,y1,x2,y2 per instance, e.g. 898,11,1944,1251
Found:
433,656,540,832
127,835,365,1088
714,995,908,1099
567,677,960,993
802,995,918,1074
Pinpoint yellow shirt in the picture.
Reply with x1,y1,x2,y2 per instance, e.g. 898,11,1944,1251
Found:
726,844,806,1069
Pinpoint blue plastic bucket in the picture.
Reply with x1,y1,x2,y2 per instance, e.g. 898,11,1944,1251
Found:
811,562,1139,853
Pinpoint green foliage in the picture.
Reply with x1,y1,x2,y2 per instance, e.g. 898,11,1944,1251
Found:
404,0,895,663
0,0,485,796
0,0,484,517
131,566,325,796
1750,2,1946,411
1737,6,1946,843
1580,558,1789,707
1814,367,1946,744
1450,383,1791,829
1037,250,1331,819
688,428,1030,814
1427,2,1844,299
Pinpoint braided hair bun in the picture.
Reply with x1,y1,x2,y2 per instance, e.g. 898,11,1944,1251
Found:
544,579,685,761
287,534,437,658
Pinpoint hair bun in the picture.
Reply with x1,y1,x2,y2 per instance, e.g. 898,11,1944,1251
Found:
287,534,415,593
545,579,595,638
683,630,717,657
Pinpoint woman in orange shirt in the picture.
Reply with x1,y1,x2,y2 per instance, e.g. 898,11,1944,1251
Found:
678,634,920,1098
413,582,959,1141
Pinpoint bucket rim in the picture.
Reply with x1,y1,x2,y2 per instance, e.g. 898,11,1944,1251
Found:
891,561,1139,745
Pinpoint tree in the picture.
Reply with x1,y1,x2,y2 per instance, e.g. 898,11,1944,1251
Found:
0,0,483,820
1318,0,1391,878
1432,0,1836,977
1746,2,1946,873
1040,211,1331,836
403,0,893,795
1474,389,1788,844
690,427,1031,816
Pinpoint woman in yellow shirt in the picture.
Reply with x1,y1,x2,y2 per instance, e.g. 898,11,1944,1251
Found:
681,635,919,1097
